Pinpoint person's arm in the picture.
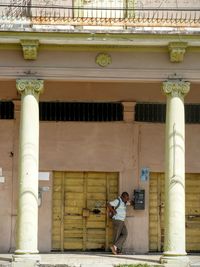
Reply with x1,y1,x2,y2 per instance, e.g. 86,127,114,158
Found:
107,202,117,216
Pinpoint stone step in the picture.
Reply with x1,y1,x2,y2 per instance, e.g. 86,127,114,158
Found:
39,264,163,267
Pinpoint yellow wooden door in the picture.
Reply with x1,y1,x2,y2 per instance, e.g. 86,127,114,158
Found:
149,173,200,252
52,171,118,251
185,173,200,252
149,173,165,252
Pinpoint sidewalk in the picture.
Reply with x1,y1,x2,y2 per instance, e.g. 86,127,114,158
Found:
0,253,200,267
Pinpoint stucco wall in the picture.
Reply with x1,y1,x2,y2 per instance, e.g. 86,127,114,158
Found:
1,118,200,252
37,121,200,253
37,121,165,253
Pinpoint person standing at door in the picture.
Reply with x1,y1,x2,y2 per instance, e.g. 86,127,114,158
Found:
107,191,130,255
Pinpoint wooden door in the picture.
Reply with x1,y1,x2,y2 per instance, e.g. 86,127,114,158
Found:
52,171,118,251
149,172,200,252
185,174,200,251
149,172,165,252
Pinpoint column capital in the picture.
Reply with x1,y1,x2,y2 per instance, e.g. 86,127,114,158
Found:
163,80,190,98
16,79,44,97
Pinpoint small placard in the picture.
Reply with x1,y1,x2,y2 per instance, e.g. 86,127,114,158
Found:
140,167,150,181
0,168,2,176
39,172,50,181
0,177,5,183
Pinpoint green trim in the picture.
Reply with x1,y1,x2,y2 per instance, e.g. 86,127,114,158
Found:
1,31,200,40
0,43,167,52
0,31,200,53
1,42,200,53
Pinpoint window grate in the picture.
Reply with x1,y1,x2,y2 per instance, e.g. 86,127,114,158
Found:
39,102,123,122
185,104,200,124
135,103,166,123
0,101,14,119
135,103,200,124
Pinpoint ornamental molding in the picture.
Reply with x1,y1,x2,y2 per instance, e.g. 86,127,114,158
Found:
168,42,188,63
163,80,190,98
16,79,44,98
20,39,39,60
1,67,200,82
95,53,112,67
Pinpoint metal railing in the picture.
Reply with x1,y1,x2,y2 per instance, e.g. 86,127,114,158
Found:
0,3,200,28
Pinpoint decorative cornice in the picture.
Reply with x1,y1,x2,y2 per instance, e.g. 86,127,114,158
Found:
0,33,200,53
168,42,188,63
16,79,44,98
95,53,112,67
1,67,200,82
20,39,39,60
163,80,190,98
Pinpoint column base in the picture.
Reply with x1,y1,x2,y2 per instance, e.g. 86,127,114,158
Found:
160,254,190,267
12,252,40,267
12,260,39,267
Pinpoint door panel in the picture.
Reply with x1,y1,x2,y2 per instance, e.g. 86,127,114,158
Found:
186,174,200,251
149,173,165,252
149,172,200,252
52,171,118,251
64,173,85,250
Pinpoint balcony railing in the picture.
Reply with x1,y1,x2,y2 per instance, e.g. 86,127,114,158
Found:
0,2,200,30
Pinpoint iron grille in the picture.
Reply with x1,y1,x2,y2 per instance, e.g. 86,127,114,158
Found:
135,103,166,123
185,104,200,124
39,102,123,122
135,103,200,124
0,3,200,29
0,101,14,119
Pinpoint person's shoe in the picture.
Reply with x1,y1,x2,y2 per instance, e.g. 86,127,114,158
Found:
110,245,117,255
117,248,122,254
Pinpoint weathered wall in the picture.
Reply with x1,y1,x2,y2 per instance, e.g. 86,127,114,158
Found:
0,47,199,253
1,117,200,253
36,121,200,253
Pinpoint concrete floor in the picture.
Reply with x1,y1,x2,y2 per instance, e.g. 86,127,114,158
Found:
0,253,200,267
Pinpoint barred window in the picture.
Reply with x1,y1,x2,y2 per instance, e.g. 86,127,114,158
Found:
135,103,200,124
0,101,14,119
39,102,123,122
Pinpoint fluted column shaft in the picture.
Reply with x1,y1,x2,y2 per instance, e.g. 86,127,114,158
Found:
161,80,190,266
14,79,44,257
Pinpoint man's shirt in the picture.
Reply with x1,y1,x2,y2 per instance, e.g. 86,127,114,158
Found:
109,197,126,221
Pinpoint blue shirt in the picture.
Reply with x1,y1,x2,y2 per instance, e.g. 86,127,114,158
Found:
109,197,127,221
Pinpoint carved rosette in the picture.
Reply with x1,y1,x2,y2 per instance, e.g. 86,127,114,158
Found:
16,79,44,98
168,42,188,63
163,80,190,98
20,40,39,60
95,53,112,67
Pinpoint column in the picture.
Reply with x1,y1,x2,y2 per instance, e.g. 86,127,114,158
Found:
13,79,44,262
160,80,190,266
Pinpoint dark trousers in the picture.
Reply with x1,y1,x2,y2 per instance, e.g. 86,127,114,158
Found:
112,220,128,250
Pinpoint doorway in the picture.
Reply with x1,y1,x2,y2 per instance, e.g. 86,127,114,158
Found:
149,172,200,252
52,171,119,251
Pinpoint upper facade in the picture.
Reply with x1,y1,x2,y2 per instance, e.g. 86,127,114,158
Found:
0,0,200,33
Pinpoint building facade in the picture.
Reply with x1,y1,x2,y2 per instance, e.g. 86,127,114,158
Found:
0,0,200,266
